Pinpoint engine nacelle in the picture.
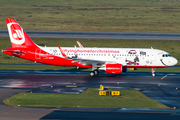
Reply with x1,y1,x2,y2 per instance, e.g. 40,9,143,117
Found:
104,64,122,74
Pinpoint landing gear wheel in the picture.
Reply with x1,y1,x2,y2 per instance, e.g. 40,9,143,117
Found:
94,70,99,76
151,68,155,77
90,71,95,76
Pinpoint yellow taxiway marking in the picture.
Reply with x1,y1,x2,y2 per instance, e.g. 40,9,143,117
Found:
161,75,168,80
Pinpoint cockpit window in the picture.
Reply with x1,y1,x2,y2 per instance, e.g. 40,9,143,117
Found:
162,54,171,57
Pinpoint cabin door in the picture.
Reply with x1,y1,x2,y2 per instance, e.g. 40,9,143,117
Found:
35,48,41,59
151,51,157,64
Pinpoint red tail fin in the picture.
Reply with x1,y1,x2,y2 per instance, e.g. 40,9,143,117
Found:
6,18,36,48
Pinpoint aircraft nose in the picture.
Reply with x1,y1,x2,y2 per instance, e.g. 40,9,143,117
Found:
173,57,178,66
161,57,178,66
168,57,178,66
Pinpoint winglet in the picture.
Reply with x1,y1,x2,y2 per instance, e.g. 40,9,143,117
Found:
58,46,67,57
77,41,83,48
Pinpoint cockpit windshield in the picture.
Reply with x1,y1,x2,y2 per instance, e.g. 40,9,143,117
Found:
162,54,171,57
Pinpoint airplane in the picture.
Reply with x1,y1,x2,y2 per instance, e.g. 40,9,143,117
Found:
2,18,178,77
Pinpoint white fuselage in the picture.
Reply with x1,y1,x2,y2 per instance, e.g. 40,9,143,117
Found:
40,46,178,68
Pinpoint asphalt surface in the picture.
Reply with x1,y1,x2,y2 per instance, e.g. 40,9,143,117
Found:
40,109,180,120
1,30,180,40
0,70,180,119
0,88,53,120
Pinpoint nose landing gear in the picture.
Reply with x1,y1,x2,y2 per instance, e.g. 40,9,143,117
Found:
151,68,155,77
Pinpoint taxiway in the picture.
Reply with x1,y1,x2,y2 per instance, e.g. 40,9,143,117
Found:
1,30,180,40
0,70,180,119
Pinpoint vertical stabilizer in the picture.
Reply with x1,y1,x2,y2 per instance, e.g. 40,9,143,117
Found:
6,18,36,48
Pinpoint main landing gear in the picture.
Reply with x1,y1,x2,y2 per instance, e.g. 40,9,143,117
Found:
89,69,99,76
151,68,155,77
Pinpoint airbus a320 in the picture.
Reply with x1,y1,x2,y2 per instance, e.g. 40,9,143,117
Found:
2,19,178,76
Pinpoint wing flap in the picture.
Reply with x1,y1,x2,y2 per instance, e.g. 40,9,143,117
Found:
71,58,106,67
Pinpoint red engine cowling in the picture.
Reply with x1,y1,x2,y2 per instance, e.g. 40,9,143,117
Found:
105,64,122,74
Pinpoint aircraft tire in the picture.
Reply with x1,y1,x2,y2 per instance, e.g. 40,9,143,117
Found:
90,71,95,76
94,70,99,76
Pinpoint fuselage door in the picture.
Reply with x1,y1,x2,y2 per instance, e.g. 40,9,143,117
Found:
151,51,157,64
35,48,41,59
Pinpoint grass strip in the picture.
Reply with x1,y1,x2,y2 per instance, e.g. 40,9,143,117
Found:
1,0,180,33
3,88,169,109
0,64,78,71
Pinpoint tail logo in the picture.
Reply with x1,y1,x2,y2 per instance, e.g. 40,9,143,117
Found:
7,23,25,45
13,30,23,40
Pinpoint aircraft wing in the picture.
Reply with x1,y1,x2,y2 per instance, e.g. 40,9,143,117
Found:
59,42,108,67
58,46,115,67
71,58,106,67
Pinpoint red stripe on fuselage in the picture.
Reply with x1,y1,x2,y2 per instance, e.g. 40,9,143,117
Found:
3,47,92,68
126,65,167,68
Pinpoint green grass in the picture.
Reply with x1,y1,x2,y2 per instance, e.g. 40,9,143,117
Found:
0,0,180,32
3,88,169,108
0,64,85,71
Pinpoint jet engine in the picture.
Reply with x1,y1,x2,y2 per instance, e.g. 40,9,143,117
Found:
99,64,122,74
